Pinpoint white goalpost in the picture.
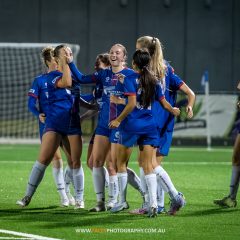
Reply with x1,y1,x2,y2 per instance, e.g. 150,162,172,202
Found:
0,43,80,144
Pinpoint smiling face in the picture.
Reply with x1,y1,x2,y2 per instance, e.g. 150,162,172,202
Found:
109,44,126,69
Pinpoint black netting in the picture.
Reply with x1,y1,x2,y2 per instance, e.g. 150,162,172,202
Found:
0,43,80,140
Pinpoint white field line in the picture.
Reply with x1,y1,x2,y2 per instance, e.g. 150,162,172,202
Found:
0,145,233,152
0,229,62,240
170,147,232,152
0,161,231,165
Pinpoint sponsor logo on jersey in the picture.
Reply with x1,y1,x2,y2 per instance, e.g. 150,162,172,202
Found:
52,77,59,84
114,131,120,140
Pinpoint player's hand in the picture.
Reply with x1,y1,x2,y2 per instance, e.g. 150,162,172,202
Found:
39,113,46,123
237,101,240,109
116,73,126,84
172,107,180,116
186,105,193,118
64,47,73,63
108,119,121,129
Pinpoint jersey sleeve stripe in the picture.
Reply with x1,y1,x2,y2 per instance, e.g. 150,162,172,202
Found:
178,81,184,89
28,93,38,98
124,92,136,96
55,77,62,87
159,96,165,101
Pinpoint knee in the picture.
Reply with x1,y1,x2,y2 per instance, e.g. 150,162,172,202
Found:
87,160,93,170
93,158,104,168
107,165,117,175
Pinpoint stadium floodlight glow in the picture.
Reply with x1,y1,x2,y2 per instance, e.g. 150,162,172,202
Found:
120,0,128,7
163,0,171,8
0,43,80,144
204,0,212,9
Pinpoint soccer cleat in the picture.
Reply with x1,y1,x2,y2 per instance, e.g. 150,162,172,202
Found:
74,200,85,209
129,207,148,215
89,201,106,212
213,196,237,208
110,202,129,213
157,206,166,214
168,192,186,215
61,198,69,207
148,207,158,218
16,196,31,207
106,200,116,210
67,193,76,206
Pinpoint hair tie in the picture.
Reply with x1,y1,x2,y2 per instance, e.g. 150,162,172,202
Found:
152,37,156,43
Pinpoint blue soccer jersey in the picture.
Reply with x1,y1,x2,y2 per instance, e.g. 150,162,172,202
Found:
152,61,184,156
118,72,164,147
69,62,135,126
28,73,50,139
123,73,165,134
68,62,138,142
44,70,74,135
152,62,184,131
28,74,49,116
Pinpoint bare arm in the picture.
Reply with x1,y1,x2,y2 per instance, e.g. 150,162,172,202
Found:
179,83,195,118
160,98,180,116
56,56,72,88
110,95,126,105
109,95,136,128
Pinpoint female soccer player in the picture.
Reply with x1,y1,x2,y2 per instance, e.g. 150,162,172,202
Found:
79,53,145,209
213,97,240,208
17,45,84,208
109,48,180,217
27,46,73,207
133,36,195,215
66,44,140,211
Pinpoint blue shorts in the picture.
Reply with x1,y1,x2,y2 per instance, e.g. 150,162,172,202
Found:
44,109,71,135
68,113,82,135
119,129,160,148
43,114,81,136
156,130,173,156
95,125,120,143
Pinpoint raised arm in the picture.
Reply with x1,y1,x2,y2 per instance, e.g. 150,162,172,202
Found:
65,47,96,84
56,53,72,88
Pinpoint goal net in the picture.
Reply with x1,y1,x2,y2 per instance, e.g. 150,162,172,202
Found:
0,43,80,144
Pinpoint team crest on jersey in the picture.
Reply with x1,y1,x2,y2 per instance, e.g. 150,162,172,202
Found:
105,77,110,82
29,89,35,93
